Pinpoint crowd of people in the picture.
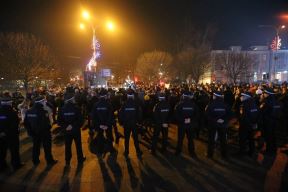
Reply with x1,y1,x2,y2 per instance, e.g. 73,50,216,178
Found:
1,82,288,171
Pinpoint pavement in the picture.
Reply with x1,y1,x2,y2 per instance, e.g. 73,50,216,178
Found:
0,124,288,192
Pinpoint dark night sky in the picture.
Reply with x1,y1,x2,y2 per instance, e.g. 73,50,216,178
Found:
0,0,288,70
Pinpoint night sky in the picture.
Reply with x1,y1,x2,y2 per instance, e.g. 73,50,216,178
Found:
0,0,288,70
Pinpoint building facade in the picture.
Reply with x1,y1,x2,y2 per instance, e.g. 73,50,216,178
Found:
208,46,288,83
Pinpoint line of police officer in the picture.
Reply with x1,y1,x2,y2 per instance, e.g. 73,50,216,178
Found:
0,85,285,171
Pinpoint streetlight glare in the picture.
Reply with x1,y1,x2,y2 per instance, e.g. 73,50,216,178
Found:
79,23,85,30
82,11,90,20
281,25,286,29
106,21,115,31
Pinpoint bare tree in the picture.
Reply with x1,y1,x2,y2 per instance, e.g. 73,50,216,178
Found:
136,50,173,82
219,52,254,84
0,32,59,90
177,46,211,83
175,23,216,83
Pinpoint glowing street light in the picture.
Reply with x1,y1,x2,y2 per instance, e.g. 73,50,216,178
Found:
82,10,90,20
79,23,85,30
259,24,286,50
79,9,118,73
259,24,287,81
106,21,115,31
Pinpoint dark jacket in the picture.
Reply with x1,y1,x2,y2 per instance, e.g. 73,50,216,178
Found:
239,98,259,128
24,103,51,136
0,105,19,137
206,98,230,128
260,95,282,126
175,98,199,128
58,102,84,134
91,98,113,130
118,98,142,127
153,100,170,125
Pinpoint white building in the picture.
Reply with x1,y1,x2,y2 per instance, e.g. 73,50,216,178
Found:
207,46,288,83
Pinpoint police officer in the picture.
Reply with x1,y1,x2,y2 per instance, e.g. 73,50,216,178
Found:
150,92,170,154
0,96,24,171
238,91,259,156
58,93,86,166
91,89,115,155
118,89,143,158
260,87,282,155
108,90,121,144
24,96,57,166
174,91,199,157
206,90,230,159
194,87,210,138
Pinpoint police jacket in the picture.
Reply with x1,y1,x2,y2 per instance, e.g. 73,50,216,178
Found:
153,100,170,125
58,102,84,133
205,98,230,128
279,92,288,118
24,103,51,136
260,95,282,125
0,105,19,136
91,98,113,130
118,98,142,127
239,98,259,127
87,95,98,113
195,91,210,113
175,98,199,128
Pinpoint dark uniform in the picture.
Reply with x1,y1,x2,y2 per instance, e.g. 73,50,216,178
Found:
58,94,85,166
206,91,230,159
239,92,259,156
91,89,115,154
24,96,57,166
86,92,98,130
0,97,23,171
175,91,199,157
260,88,282,155
118,91,142,158
109,91,121,144
151,93,170,154
194,89,210,138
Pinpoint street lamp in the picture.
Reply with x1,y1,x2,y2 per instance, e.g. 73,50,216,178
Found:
80,10,116,72
259,24,286,81
259,25,286,50
106,21,115,31
79,23,85,30
79,10,117,88
82,10,90,20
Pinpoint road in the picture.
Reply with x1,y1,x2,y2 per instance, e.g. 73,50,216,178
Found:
0,123,287,192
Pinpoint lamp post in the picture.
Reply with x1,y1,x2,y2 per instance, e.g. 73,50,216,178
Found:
79,10,115,87
80,10,115,72
259,25,286,81
274,25,285,82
